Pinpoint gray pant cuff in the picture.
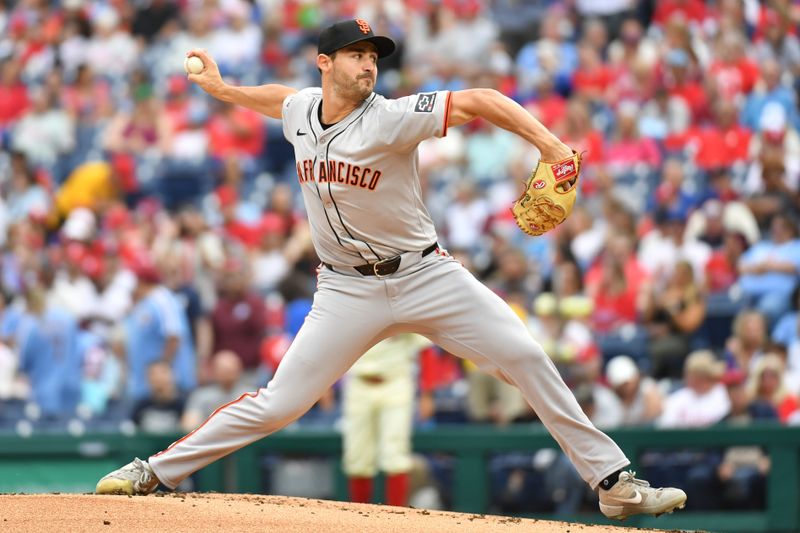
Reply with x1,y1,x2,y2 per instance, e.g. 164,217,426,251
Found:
148,457,178,490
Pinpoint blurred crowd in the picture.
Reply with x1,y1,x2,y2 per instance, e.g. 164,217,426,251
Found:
2,0,800,514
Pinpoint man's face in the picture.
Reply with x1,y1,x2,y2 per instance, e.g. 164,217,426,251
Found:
771,216,793,243
759,369,781,397
221,271,248,296
686,373,716,395
326,42,378,101
615,379,638,400
727,383,748,412
148,363,174,397
741,314,766,347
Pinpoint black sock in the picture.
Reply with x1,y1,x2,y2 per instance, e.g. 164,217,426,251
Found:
599,469,623,491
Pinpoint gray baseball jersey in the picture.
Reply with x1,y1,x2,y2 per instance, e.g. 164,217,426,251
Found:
281,88,450,266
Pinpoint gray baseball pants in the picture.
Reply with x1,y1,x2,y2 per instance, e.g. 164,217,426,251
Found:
149,251,629,490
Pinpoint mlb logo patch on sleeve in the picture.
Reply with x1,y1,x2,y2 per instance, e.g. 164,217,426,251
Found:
414,93,437,113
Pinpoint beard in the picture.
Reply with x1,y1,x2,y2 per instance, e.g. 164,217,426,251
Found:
333,68,374,101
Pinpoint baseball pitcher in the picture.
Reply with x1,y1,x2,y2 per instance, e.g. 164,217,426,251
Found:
96,19,686,520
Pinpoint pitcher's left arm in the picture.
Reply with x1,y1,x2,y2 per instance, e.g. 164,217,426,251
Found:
448,89,571,162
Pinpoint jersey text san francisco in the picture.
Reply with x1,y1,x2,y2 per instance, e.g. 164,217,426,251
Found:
296,159,383,190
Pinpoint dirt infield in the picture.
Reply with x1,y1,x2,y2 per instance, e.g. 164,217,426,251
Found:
0,493,655,532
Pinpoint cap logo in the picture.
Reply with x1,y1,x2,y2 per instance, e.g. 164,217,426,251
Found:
356,19,371,34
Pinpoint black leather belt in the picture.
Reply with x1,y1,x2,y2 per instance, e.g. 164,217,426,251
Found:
358,374,386,384
324,242,438,277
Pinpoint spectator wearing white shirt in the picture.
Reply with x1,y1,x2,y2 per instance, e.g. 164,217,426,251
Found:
444,181,490,252
92,247,135,327
210,0,262,81
84,8,138,81
11,88,75,174
161,9,216,79
58,20,90,81
48,210,101,321
605,355,664,426
658,350,731,428
251,214,290,294
181,350,249,431
638,208,712,286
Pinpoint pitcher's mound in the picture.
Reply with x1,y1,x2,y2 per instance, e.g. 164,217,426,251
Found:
0,493,647,532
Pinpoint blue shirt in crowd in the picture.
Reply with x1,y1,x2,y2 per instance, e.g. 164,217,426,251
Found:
772,312,799,347
740,85,800,132
125,286,196,401
15,307,81,417
739,239,800,297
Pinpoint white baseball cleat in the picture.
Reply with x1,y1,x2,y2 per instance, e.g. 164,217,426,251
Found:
95,457,160,495
599,471,687,520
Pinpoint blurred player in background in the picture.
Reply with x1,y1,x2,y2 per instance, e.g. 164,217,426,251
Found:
343,334,430,507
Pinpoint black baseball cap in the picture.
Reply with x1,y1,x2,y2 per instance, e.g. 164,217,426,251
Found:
318,19,396,59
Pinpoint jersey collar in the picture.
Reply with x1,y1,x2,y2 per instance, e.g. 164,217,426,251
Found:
313,93,376,139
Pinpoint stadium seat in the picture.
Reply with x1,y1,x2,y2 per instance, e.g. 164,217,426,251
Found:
697,291,747,350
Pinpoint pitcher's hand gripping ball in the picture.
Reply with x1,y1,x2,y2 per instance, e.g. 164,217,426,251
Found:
511,150,581,236
184,55,204,74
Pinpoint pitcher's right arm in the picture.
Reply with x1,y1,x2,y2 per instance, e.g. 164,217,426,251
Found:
186,49,298,119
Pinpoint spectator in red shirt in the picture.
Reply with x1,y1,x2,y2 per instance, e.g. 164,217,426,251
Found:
691,100,752,171
669,104,750,168
261,25,291,77
752,6,797,44
417,345,464,424
660,48,709,124
590,252,640,334
707,32,760,102
653,0,708,28
0,58,30,129
216,185,258,248
705,231,748,294
607,17,658,89
557,99,605,193
211,260,267,384
206,101,264,160
62,64,113,125
604,101,662,178
571,41,613,104
585,233,648,300
523,74,567,130
162,75,192,134
266,183,303,238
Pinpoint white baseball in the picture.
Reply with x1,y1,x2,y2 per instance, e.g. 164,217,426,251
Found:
184,55,204,74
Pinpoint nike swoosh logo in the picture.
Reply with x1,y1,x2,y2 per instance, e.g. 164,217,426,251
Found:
296,129,307,136
614,490,643,504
